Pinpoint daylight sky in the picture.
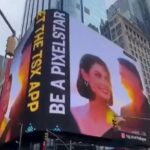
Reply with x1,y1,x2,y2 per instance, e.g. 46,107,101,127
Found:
0,0,116,56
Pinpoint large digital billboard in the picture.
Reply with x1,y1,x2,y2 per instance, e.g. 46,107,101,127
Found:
0,10,150,146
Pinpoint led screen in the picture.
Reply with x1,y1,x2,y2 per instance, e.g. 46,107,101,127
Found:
0,10,149,146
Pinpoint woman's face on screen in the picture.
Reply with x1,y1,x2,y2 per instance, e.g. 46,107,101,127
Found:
85,63,112,102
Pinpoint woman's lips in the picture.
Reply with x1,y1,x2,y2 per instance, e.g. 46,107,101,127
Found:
99,88,110,94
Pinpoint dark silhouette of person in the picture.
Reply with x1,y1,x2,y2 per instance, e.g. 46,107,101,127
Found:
118,58,150,133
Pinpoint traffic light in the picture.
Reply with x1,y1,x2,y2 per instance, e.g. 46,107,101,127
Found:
5,36,17,57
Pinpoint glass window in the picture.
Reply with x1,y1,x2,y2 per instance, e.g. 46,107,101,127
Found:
117,28,122,35
26,0,32,30
125,24,128,30
135,53,138,58
109,20,113,26
32,0,38,23
21,0,30,36
130,44,132,49
111,33,116,40
28,0,34,25
139,56,142,61
145,78,148,84
51,0,61,9
131,50,135,55
84,7,90,15
38,0,43,11
118,36,123,43
119,42,124,48
116,23,121,29
143,70,146,76
76,3,81,10
146,86,150,92
145,66,148,71
113,18,117,24
44,0,49,10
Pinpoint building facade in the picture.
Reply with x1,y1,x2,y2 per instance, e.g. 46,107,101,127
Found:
105,13,150,100
101,0,150,101
107,0,150,40
21,0,107,36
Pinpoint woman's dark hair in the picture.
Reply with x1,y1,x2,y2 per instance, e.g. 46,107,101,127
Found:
77,54,113,106
118,58,143,90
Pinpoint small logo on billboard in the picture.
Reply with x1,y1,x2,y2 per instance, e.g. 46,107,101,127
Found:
121,133,126,139
25,123,36,133
52,125,61,132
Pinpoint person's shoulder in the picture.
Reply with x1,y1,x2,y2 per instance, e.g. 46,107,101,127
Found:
120,104,130,116
71,104,87,118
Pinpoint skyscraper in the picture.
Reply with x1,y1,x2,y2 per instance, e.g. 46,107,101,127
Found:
21,0,107,36
82,0,106,31
107,0,150,40
103,0,150,100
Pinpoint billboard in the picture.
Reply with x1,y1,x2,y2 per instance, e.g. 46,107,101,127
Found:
0,10,150,146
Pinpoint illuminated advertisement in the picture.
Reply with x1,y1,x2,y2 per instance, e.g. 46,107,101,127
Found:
0,10,150,146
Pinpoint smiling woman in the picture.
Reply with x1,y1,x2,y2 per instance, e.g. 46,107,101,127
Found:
71,54,115,137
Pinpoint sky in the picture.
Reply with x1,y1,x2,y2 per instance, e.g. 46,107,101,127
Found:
0,0,116,56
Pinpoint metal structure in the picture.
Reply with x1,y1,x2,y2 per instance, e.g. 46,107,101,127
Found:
0,9,16,36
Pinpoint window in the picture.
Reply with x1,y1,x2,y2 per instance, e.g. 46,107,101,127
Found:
76,3,81,10
145,78,148,84
119,36,123,43
114,40,118,44
111,33,116,40
143,70,146,76
145,66,148,71
119,41,124,48
135,53,138,58
117,28,122,35
139,56,142,61
129,44,132,49
131,50,135,55
84,7,90,15
38,0,43,11
109,20,113,26
146,86,150,92
134,47,137,51
113,18,117,24
137,34,139,38
125,24,128,30
44,0,49,10
111,28,116,39
26,0,32,29
116,23,121,29
21,0,30,36
32,0,38,23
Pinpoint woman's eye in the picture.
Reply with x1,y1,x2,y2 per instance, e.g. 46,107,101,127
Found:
95,72,101,78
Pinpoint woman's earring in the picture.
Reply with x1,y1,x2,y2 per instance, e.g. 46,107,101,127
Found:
84,80,88,87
